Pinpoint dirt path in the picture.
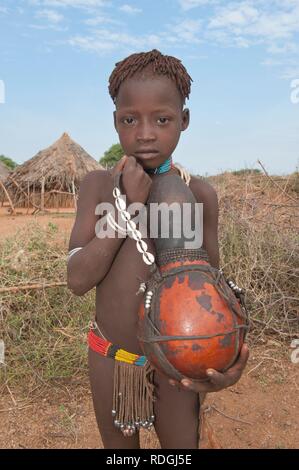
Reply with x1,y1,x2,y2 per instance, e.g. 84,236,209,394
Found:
0,212,298,449
0,346,298,449
0,208,75,240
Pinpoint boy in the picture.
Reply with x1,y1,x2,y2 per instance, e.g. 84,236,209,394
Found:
67,49,249,449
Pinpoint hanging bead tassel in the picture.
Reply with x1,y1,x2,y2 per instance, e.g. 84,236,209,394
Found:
112,361,155,437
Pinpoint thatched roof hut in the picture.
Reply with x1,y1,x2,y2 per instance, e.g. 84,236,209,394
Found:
5,133,103,209
0,161,10,181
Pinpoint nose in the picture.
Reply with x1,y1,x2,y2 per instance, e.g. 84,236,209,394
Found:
136,121,156,143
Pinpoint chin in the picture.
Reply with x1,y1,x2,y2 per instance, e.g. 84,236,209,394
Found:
134,155,161,168
135,154,171,169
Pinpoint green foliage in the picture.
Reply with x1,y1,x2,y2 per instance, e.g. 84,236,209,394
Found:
232,168,261,176
48,222,58,233
99,143,124,168
0,155,17,170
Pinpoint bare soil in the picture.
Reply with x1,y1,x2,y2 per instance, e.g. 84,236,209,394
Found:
0,207,75,240
0,348,298,449
0,211,298,449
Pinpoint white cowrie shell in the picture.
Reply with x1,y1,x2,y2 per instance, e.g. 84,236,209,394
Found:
115,196,126,212
127,219,137,231
120,210,131,222
143,252,155,265
131,229,142,241
136,239,148,254
113,187,121,198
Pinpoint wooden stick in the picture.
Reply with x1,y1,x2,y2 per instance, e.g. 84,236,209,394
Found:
247,360,265,376
72,180,77,211
209,405,253,425
7,175,40,210
0,180,16,214
41,176,45,211
262,202,298,208
6,384,17,407
47,189,74,196
0,282,67,294
27,180,30,214
0,404,33,413
251,318,295,337
257,159,298,203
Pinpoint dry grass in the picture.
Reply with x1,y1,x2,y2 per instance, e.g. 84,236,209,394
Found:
210,171,299,343
0,171,298,389
0,221,95,389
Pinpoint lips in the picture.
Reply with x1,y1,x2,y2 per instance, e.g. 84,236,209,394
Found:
135,150,159,154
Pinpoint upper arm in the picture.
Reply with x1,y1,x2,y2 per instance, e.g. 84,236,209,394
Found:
189,176,219,269
68,170,107,251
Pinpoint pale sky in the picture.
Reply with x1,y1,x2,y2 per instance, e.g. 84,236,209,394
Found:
0,0,299,175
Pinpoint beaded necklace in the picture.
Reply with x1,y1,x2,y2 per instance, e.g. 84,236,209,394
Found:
145,156,173,175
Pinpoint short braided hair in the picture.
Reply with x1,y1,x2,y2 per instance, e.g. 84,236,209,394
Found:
108,49,192,104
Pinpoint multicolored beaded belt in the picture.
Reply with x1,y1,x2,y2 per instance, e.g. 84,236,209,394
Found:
88,329,148,367
88,325,155,436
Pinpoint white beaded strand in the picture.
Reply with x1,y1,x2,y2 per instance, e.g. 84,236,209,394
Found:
107,212,128,236
112,182,155,267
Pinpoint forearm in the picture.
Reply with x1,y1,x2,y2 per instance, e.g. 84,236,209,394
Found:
67,227,125,296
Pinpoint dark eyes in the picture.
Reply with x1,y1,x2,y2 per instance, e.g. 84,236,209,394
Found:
121,117,170,126
157,117,169,125
122,117,135,125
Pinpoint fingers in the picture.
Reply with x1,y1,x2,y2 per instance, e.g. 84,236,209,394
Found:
205,345,250,389
240,343,250,364
230,344,250,374
125,156,146,174
124,155,136,169
111,155,128,177
113,155,150,180
181,377,220,393
119,155,128,169
112,155,144,178
169,377,216,393
124,156,152,186
168,346,250,394
205,369,226,387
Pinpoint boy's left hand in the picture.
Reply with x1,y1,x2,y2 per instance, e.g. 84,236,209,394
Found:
168,344,249,393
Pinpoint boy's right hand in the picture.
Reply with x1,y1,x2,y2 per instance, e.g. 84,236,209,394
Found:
112,155,152,204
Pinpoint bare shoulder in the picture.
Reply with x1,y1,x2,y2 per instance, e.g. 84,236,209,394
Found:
69,170,111,249
78,169,110,198
76,169,114,210
189,175,218,210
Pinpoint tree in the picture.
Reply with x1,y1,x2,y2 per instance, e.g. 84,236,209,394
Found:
99,144,124,169
232,168,261,176
0,155,17,170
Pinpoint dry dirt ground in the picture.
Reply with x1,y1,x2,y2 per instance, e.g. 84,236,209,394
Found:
0,207,75,240
0,351,298,450
0,210,298,449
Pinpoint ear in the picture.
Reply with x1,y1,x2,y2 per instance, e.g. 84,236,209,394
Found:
181,108,190,131
113,111,118,133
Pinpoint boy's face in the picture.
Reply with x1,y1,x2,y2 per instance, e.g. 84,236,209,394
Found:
113,75,190,170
